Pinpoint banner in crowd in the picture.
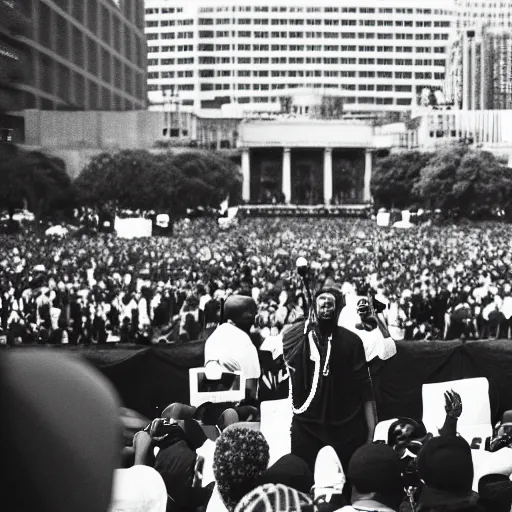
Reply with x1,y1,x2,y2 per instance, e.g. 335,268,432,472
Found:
114,217,152,238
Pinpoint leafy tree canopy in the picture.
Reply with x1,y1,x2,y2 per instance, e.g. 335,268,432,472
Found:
0,143,73,220
75,149,242,215
371,151,430,209
372,145,512,217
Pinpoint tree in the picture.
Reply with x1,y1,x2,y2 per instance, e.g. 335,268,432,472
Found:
279,96,292,114
75,149,242,216
75,150,162,211
0,144,74,220
428,89,438,109
371,151,430,209
313,95,344,119
156,151,242,214
413,144,469,211
451,150,512,217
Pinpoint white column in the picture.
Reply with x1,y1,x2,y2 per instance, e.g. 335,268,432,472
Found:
323,148,333,205
241,148,251,202
282,148,291,204
363,149,373,203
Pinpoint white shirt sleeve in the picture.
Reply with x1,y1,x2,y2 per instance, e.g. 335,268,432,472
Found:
241,341,261,380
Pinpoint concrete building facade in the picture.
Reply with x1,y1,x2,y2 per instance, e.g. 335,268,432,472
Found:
15,0,147,111
454,0,512,31
445,26,512,110
144,0,454,118
445,0,512,109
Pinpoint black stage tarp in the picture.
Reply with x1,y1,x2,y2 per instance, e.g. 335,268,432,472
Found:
6,340,512,423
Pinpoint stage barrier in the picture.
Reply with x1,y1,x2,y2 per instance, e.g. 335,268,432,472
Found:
5,340,512,423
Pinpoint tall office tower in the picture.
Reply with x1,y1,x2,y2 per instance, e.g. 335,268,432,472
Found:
446,2,512,109
12,0,147,111
454,0,512,30
144,0,455,118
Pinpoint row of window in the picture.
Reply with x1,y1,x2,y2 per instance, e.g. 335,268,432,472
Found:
196,30,446,39
147,32,194,40
195,57,446,66
148,86,415,107
148,45,193,53
195,43,448,53
173,56,447,66
148,70,194,79
147,18,451,28
147,69,445,81
147,35,449,50
146,19,194,27
148,43,448,55
145,7,183,14
236,83,415,91
179,6,451,15
197,31,448,41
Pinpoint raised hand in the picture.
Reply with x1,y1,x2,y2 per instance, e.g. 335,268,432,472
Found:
444,389,462,418
357,297,371,319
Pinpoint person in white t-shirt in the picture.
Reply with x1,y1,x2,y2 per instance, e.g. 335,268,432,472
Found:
204,295,261,401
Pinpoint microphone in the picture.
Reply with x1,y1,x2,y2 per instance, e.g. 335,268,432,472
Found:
296,257,309,279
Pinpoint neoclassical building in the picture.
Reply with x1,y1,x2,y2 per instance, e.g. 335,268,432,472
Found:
238,119,394,204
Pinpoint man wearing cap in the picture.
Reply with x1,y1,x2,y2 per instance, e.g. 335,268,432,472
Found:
283,283,377,473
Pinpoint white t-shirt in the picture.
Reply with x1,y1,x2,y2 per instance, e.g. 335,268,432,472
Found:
501,296,512,320
204,322,261,380
338,296,396,362
108,466,167,512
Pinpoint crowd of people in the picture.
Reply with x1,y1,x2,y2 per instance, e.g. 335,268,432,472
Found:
110,393,512,512
4,212,512,512
1,216,512,345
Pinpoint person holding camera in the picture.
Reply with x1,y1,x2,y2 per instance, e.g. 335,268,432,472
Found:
132,418,214,512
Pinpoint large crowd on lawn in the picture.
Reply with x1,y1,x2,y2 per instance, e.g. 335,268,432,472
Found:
1,215,512,345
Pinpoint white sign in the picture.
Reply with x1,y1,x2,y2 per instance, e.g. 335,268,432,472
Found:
114,217,152,239
260,398,293,465
189,368,245,408
156,214,169,228
422,378,492,443
376,211,390,227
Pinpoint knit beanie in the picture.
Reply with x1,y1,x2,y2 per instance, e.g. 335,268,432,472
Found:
417,435,474,493
234,483,313,512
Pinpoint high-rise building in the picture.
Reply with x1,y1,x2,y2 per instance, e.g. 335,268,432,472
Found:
454,0,512,31
144,0,455,117
446,1,512,110
12,0,147,111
